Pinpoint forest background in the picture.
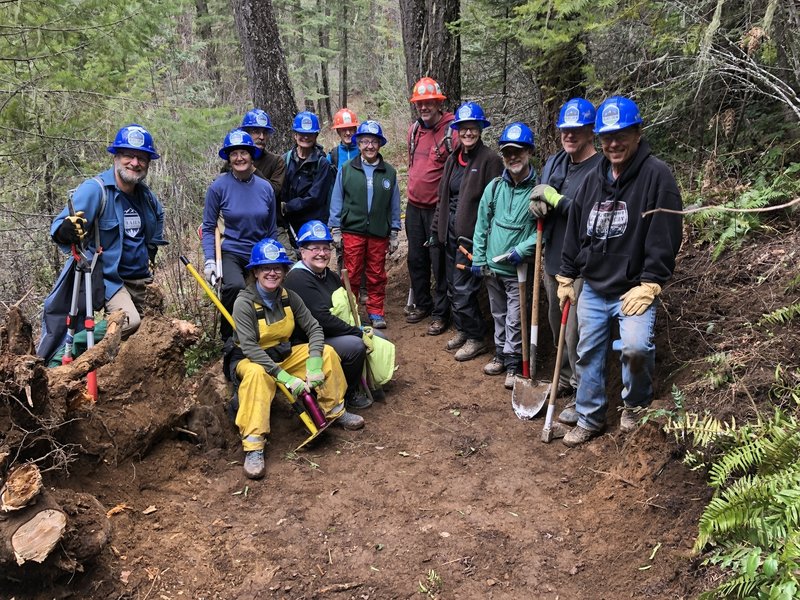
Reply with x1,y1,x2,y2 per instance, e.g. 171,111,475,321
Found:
1,0,798,324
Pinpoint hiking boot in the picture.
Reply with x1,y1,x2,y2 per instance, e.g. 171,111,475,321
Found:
427,319,449,336
446,331,468,351
369,314,387,329
562,425,601,447
345,391,373,411
619,407,640,433
483,356,506,376
455,339,487,362
243,450,266,479
404,303,415,316
558,400,579,426
504,371,518,390
406,307,432,323
335,411,365,430
370,386,386,401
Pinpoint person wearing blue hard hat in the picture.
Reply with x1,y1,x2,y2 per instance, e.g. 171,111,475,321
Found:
228,237,362,479
430,102,503,363
527,98,602,424
232,108,285,199
40,123,167,359
202,128,278,342
328,120,401,329
285,220,389,412
471,122,540,390
280,111,334,249
557,95,683,447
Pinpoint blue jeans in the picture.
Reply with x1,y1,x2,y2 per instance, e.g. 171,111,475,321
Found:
575,283,657,431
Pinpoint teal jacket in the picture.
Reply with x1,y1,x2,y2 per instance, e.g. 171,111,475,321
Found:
472,167,539,278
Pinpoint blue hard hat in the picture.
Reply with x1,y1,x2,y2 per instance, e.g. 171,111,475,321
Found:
219,129,263,160
594,96,642,134
246,237,293,269
241,109,275,133
451,102,491,129
296,220,333,245
557,98,596,129
498,122,535,148
354,120,387,146
107,124,160,159
292,111,321,134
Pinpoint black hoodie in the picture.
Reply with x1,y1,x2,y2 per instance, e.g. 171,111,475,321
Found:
560,138,682,295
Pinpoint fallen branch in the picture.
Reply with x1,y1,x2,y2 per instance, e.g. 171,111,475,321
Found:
642,195,800,218
315,582,362,595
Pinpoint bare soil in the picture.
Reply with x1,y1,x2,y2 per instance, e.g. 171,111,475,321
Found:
11,218,799,599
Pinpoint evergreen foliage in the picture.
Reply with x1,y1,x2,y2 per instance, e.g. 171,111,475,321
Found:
665,392,800,599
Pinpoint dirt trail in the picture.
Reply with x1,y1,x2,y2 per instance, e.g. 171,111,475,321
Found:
4,264,706,599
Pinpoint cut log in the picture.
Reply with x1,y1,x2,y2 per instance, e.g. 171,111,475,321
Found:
12,508,67,565
0,462,42,512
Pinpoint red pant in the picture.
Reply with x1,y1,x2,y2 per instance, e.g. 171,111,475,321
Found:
342,232,389,317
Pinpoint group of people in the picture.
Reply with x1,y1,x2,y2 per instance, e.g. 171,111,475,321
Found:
401,81,682,449
39,75,682,479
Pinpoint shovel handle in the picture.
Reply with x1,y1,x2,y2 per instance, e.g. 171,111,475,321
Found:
542,300,571,432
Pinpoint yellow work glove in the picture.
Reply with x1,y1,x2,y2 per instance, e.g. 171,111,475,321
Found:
361,326,374,354
56,211,88,245
555,275,576,310
620,282,661,316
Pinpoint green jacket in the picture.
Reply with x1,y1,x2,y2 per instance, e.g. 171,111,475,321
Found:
232,282,324,378
472,168,539,278
338,155,398,238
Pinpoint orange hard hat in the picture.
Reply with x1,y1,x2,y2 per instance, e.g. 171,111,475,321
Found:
409,77,446,103
332,108,360,130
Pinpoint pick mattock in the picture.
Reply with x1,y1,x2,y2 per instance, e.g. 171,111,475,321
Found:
340,268,375,403
62,197,100,402
180,255,337,450
541,300,572,443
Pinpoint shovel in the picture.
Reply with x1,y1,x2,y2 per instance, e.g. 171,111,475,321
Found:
541,300,573,443
511,262,550,419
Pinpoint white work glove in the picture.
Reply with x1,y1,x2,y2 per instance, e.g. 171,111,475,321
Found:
331,227,342,251
389,230,399,255
204,259,218,286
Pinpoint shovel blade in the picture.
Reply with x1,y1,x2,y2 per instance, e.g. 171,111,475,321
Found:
511,377,551,420
294,412,340,451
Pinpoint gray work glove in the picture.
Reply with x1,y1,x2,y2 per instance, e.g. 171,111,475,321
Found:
528,200,550,219
389,230,399,255
204,259,219,286
331,227,342,251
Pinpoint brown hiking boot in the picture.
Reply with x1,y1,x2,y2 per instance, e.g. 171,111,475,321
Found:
558,400,579,425
455,339,487,362
405,307,432,323
427,319,449,336
562,425,602,447
483,356,505,376
504,371,517,390
619,407,641,433
446,331,468,351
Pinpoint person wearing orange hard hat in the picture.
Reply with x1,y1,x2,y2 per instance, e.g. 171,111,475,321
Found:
405,77,459,338
328,108,360,172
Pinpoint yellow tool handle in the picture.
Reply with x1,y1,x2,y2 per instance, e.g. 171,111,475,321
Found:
180,255,235,328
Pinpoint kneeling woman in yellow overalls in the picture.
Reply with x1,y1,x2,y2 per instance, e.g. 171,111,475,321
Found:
232,237,364,479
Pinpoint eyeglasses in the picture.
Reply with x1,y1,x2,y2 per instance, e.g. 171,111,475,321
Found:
598,130,639,145
117,152,150,164
302,245,332,254
458,126,481,134
256,265,284,273
358,139,379,148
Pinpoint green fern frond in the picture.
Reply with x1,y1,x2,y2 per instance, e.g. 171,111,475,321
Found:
758,302,800,327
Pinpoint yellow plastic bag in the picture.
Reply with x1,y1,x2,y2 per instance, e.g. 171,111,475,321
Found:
330,288,396,386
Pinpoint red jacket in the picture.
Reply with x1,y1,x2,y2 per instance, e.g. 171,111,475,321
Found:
406,112,459,208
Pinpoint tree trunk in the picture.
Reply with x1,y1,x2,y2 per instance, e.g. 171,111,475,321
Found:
195,0,221,87
318,0,332,122
231,0,298,151
339,24,348,108
398,0,461,110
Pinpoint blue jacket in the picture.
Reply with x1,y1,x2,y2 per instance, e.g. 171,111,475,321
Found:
281,145,334,233
50,168,167,300
327,143,359,171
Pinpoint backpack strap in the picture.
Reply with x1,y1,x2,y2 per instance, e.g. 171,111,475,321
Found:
330,149,339,170
408,121,421,166
90,176,108,252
